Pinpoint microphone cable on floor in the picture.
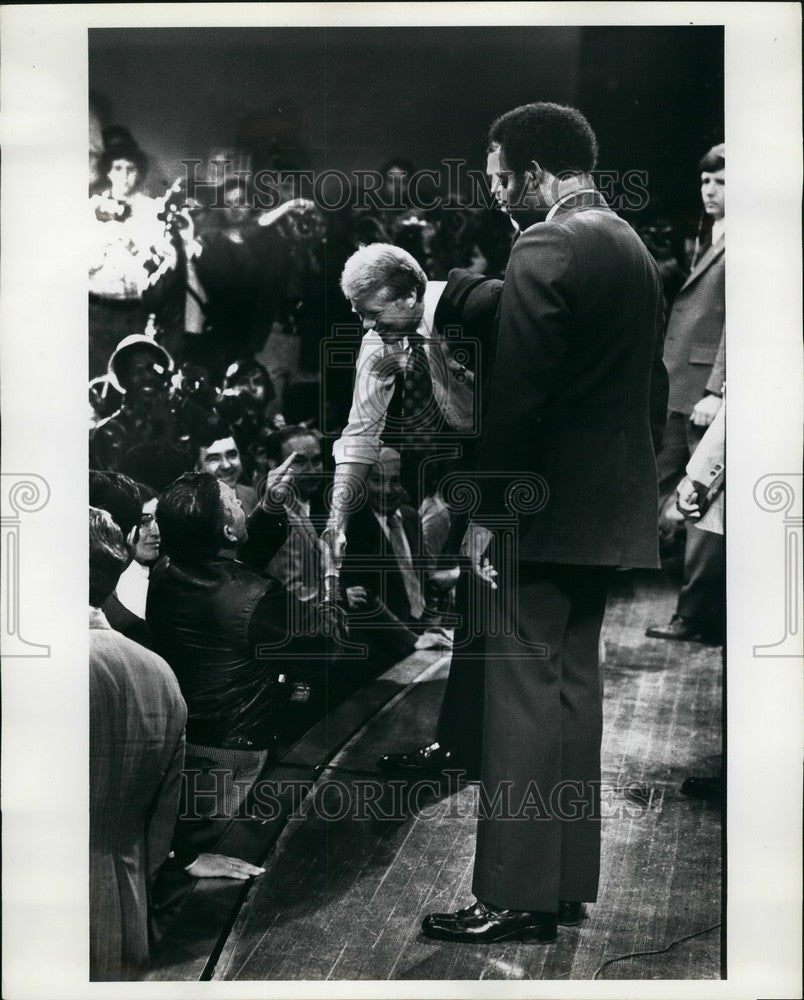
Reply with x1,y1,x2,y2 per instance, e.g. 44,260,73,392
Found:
592,921,722,979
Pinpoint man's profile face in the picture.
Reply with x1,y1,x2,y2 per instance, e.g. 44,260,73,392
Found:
366,450,405,514
279,433,323,501
218,480,247,545
701,169,725,220
486,146,508,213
108,157,140,200
496,146,543,227
118,348,169,403
350,284,424,345
198,436,242,488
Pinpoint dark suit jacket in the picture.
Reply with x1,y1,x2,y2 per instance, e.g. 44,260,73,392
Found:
663,238,725,414
342,503,428,624
102,590,154,650
90,611,187,981
476,192,667,568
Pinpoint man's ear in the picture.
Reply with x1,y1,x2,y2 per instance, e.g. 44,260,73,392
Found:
222,519,237,544
528,160,544,188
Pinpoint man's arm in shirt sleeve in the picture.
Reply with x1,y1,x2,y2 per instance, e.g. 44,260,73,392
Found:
328,332,398,534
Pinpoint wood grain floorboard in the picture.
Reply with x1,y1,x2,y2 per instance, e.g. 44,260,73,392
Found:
214,572,723,981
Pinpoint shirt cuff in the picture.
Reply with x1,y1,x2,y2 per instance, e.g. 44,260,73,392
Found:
332,436,381,466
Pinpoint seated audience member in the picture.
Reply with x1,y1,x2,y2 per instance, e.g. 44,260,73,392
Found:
341,447,442,664
89,507,265,981
196,417,258,514
90,470,154,650
258,425,326,602
146,470,299,852
89,505,186,980
116,483,159,620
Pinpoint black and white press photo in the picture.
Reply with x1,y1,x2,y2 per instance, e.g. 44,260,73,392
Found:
1,5,801,999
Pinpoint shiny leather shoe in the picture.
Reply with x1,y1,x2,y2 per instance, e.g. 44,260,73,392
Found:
557,901,586,926
645,615,707,642
377,742,478,779
421,900,557,944
680,775,722,801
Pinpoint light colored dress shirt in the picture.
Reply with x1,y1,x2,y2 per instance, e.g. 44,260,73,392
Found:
332,280,474,467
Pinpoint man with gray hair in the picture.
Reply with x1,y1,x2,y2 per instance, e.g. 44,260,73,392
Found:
321,242,479,591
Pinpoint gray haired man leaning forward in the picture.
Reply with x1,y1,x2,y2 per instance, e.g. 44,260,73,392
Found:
320,243,482,594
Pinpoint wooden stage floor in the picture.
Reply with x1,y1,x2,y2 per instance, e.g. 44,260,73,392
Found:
207,571,724,983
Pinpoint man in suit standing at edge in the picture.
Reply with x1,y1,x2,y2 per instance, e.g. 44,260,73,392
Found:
646,143,726,645
421,102,668,944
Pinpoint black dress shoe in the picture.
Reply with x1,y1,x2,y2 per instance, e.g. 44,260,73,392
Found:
646,615,707,642
377,742,478,779
557,900,587,925
680,775,722,801
421,900,557,943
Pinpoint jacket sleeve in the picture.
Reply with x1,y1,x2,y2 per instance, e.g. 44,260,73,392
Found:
705,324,726,396
435,268,504,377
650,299,670,454
474,226,575,519
146,719,187,881
238,505,288,571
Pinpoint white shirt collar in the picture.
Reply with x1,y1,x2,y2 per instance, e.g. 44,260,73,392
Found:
545,188,598,222
711,218,725,246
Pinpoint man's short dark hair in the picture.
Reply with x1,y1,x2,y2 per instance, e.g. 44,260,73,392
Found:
157,472,225,563
699,142,725,174
89,507,130,607
256,424,317,467
89,470,142,538
488,102,598,175
197,416,237,452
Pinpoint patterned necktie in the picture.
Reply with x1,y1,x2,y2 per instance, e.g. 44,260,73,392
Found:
385,510,424,620
400,333,441,444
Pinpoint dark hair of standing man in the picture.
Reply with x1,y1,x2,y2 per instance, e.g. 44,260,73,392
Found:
488,102,599,175
89,507,131,607
698,142,725,173
157,471,226,564
89,470,143,539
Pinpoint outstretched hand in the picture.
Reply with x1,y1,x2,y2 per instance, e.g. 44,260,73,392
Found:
185,853,265,880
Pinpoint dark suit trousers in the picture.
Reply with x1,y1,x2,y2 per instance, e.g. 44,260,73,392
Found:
472,563,609,912
434,560,486,770
657,411,725,630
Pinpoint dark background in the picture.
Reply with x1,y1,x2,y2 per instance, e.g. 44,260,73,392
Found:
90,25,723,229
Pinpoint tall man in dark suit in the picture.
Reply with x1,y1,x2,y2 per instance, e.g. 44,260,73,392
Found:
647,143,725,643
422,102,667,944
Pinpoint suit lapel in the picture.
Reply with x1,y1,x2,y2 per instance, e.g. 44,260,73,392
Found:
678,238,724,293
